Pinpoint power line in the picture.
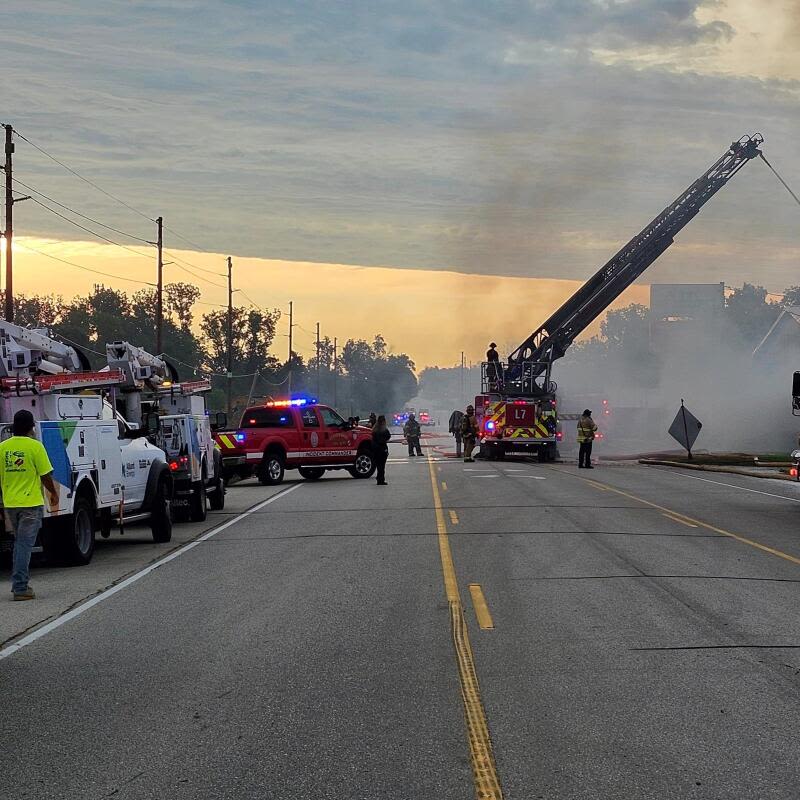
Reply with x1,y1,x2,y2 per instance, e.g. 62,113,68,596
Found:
14,240,156,287
12,127,154,222
162,249,226,278
167,259,227,288
11,177,152,243
25,195,153,261
161,225,206,252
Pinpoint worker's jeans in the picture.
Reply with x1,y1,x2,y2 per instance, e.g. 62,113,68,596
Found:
8,506,43,594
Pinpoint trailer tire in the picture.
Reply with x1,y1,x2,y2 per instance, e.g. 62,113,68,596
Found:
151,478,173,543
189,479,208,522
52,495,96,566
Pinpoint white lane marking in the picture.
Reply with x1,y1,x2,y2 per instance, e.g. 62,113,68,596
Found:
469,475,499,479
516,476,546,480
665,470,800,504
0,484,302,662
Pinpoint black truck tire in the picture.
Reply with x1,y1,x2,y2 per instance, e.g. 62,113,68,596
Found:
48,495,96,566
209,474,225,510
348,450,375,479
258,453,285,485
151,477,173,543
189,479,208,522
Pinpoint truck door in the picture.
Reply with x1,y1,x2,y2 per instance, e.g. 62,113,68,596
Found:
298,406,324,463
117,419,150,508
97,423,124,507
316,406,356,463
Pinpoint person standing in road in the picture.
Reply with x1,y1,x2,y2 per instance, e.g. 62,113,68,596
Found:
368,412,377,428
0,410,60,601
461,405,479,462
448,409,464,458
372,415,391,485
577,409,598,469
403,412,423,457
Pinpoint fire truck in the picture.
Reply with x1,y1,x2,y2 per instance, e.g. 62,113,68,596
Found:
0,323,173,565
105,341,225,521
477,134,764,460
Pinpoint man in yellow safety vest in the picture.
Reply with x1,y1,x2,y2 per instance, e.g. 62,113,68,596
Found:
577,409,598,469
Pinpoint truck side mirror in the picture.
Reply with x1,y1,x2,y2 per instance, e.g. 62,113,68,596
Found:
213,411,228,431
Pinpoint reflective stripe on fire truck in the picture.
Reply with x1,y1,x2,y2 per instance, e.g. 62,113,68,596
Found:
217,434,238,449
505,423,551,439
246,450,359,460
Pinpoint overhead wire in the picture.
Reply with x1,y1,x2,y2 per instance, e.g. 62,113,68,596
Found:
11,177,152,243
14,240,156,286
12,127,155,222
759,152,800,209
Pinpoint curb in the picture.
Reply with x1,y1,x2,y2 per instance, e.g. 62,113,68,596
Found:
639,459,796,482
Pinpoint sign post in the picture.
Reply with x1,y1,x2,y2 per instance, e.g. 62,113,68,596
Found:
668,400,702,460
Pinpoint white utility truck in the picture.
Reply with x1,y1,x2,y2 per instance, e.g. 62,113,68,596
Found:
106,341,225,521
0,323,173,565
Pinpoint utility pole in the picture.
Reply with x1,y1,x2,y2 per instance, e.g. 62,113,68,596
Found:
287,301,293,399
3,125,15,321
226,256,233,416
333,337,338,407
315,321,320,399
460,350,465,400
155,216,164,353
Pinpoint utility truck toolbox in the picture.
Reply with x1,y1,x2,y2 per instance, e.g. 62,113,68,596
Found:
214,398,376,484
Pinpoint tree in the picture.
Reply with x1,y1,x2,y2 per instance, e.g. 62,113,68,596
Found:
725,283,781,347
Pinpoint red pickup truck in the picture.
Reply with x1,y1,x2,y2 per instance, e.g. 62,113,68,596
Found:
214,399,376,484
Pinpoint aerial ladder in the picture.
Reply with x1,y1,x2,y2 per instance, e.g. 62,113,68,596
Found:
477,134,764,460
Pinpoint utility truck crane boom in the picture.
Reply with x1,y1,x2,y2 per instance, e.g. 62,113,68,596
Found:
0,320,90,377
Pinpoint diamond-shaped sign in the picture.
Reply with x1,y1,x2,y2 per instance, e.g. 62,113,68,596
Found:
668,403,702,452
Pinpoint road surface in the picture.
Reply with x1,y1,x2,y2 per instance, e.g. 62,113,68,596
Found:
2,443,799,799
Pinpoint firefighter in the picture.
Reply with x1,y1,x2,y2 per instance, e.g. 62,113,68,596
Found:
461,405,479,462
368,412,377,428
403,413,423,457
577,409,598,469
371,415,391,485
486,342,500,388
448,408,465,457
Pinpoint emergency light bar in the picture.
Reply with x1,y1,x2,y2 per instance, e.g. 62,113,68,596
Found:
264,398,317,408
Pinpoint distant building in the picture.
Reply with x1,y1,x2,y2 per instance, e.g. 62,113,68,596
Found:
649,282,725,354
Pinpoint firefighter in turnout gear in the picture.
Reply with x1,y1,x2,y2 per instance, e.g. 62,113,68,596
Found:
486,342,500,389
461,405,479,462
403,413,423,457
577,409,598,469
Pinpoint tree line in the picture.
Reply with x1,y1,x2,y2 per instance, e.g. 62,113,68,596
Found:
2,284,418,417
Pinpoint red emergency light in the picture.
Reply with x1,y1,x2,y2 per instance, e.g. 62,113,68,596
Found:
169,455,189,471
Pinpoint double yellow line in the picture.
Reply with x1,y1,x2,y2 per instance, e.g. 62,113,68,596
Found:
427,457,504,800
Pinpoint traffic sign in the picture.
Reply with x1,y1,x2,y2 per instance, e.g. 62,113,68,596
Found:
668,400,702,458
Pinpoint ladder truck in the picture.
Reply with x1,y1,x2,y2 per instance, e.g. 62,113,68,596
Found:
477,134,764,460
106,341,225,521
0,323,173,565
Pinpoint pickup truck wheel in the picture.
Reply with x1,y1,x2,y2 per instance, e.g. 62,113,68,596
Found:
189,480,208,522
208,472,225,510
348,451,375,479
54,496,96,566
298,467,325,480
151,478,173,543
258,454,285,485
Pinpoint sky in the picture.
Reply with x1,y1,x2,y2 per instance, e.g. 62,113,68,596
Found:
2,1,800,366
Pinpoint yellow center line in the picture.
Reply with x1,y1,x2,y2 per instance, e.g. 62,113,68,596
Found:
468,584,495,629
441,480,448,491
586,480,607,491
427,456,504,799
560,469,800,568
661,512,698,528
449,509,460,525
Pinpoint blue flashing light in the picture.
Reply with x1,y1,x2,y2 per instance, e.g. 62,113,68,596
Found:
486,421,496,431
235,433,245,442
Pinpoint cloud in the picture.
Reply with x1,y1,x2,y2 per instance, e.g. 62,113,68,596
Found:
1,0,799,294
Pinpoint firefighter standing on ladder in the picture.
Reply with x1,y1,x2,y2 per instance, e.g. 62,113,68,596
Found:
486,342,500,390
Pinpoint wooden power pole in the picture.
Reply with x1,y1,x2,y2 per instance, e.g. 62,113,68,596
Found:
155,216,163,352
315,321,320,398
226,256,233,416
3,125,14,321
287,301,293,398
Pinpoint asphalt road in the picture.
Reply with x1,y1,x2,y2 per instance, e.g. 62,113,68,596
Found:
2,441,799,799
